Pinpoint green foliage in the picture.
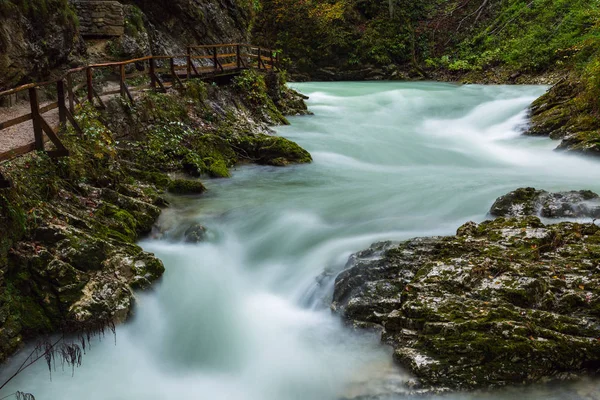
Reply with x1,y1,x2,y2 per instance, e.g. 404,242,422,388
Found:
254,0,600,82
253,0,438,72
442,0,600,73
136,91,189,123
121,91,237,178
185,79,208,102
0,0,78,26
233,70,270,106
124,5,145,37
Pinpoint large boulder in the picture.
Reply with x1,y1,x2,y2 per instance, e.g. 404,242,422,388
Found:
490,187,600,219
332,217,600,389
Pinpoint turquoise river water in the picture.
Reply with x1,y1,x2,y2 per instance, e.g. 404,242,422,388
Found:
2,82,600,399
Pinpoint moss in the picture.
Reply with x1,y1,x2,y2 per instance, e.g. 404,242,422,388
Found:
124,5,145,37
232,134,312,166
130,253,165,290
185,79,209,102
125,167,171,189
184,135,237,178
232,70,291,124
167,179,206,195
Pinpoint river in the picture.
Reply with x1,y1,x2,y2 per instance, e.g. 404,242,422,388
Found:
2,82,600,399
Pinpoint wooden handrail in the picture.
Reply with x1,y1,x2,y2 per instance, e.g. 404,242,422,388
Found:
0,43,280,169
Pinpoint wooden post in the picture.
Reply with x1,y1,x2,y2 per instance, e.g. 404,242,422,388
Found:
257,47,262,69
236,45,241,69
187,46,192,79
213,46,218,71
57,80,67,126
86,67,94,103
67,73,75,114
120,65,126,99
29,87,44,151
149,58,156,89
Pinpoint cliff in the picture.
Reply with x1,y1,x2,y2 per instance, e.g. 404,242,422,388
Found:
0,0,253,89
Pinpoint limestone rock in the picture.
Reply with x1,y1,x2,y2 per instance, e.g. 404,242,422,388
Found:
184,224,208,243
332,217,600,389
490,187,600,219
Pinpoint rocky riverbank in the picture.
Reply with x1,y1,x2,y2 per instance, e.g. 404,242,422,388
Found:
524,77,600,156
332,188,600,390
0,70,311,364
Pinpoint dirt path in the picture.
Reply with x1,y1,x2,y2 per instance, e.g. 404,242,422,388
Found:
0,100,60,155
0,81,123,158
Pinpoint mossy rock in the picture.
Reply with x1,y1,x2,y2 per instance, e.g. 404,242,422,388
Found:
167,179,206,195
57,234,111,272
556,130,600,155
232,134,312,166
490,187,600,219
124,167,171,189
333,217,600,389
129,252,165,290
101,188,161,235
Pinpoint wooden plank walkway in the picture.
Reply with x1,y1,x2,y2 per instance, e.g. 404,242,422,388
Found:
0,44,278,187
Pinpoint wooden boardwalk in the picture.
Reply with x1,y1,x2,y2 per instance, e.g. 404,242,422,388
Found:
0,44,277,187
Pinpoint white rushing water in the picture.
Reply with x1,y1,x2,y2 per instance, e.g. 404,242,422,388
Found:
3,82,600,399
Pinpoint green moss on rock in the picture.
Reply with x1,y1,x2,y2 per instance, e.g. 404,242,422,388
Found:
333,217,600,389
232,134,312,166
168,179,206,195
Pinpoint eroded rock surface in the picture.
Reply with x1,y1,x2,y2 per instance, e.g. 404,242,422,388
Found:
490,187,600,219
0,182,166,361
332,217,600,389
525,79,600,156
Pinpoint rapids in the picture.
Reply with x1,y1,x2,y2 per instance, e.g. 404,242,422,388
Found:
2,82,600,399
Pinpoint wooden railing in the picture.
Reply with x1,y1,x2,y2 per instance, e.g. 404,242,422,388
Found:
0,44,278,176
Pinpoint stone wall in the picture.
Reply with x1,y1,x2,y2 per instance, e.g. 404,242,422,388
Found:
71,0,124,37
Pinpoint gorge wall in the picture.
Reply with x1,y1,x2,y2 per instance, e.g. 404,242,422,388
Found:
0,0,253,89
72,0,125,37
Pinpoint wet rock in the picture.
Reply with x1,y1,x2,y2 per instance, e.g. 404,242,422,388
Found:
101,188,161,234
556,131,600,156
232,134,312,166
332,217,600,389
490,187,600,219
525,78,600,155
57,234,110,272
264,72,313,116
184,224,208,243
167,179,206,195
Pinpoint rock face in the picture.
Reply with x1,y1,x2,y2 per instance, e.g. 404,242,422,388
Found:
71,0,125,37
131,0,251,50
490,188,600,219
0,0,253,88
525,78,600,156
0,3,83,89
332,217,600,389
0,183,166,362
